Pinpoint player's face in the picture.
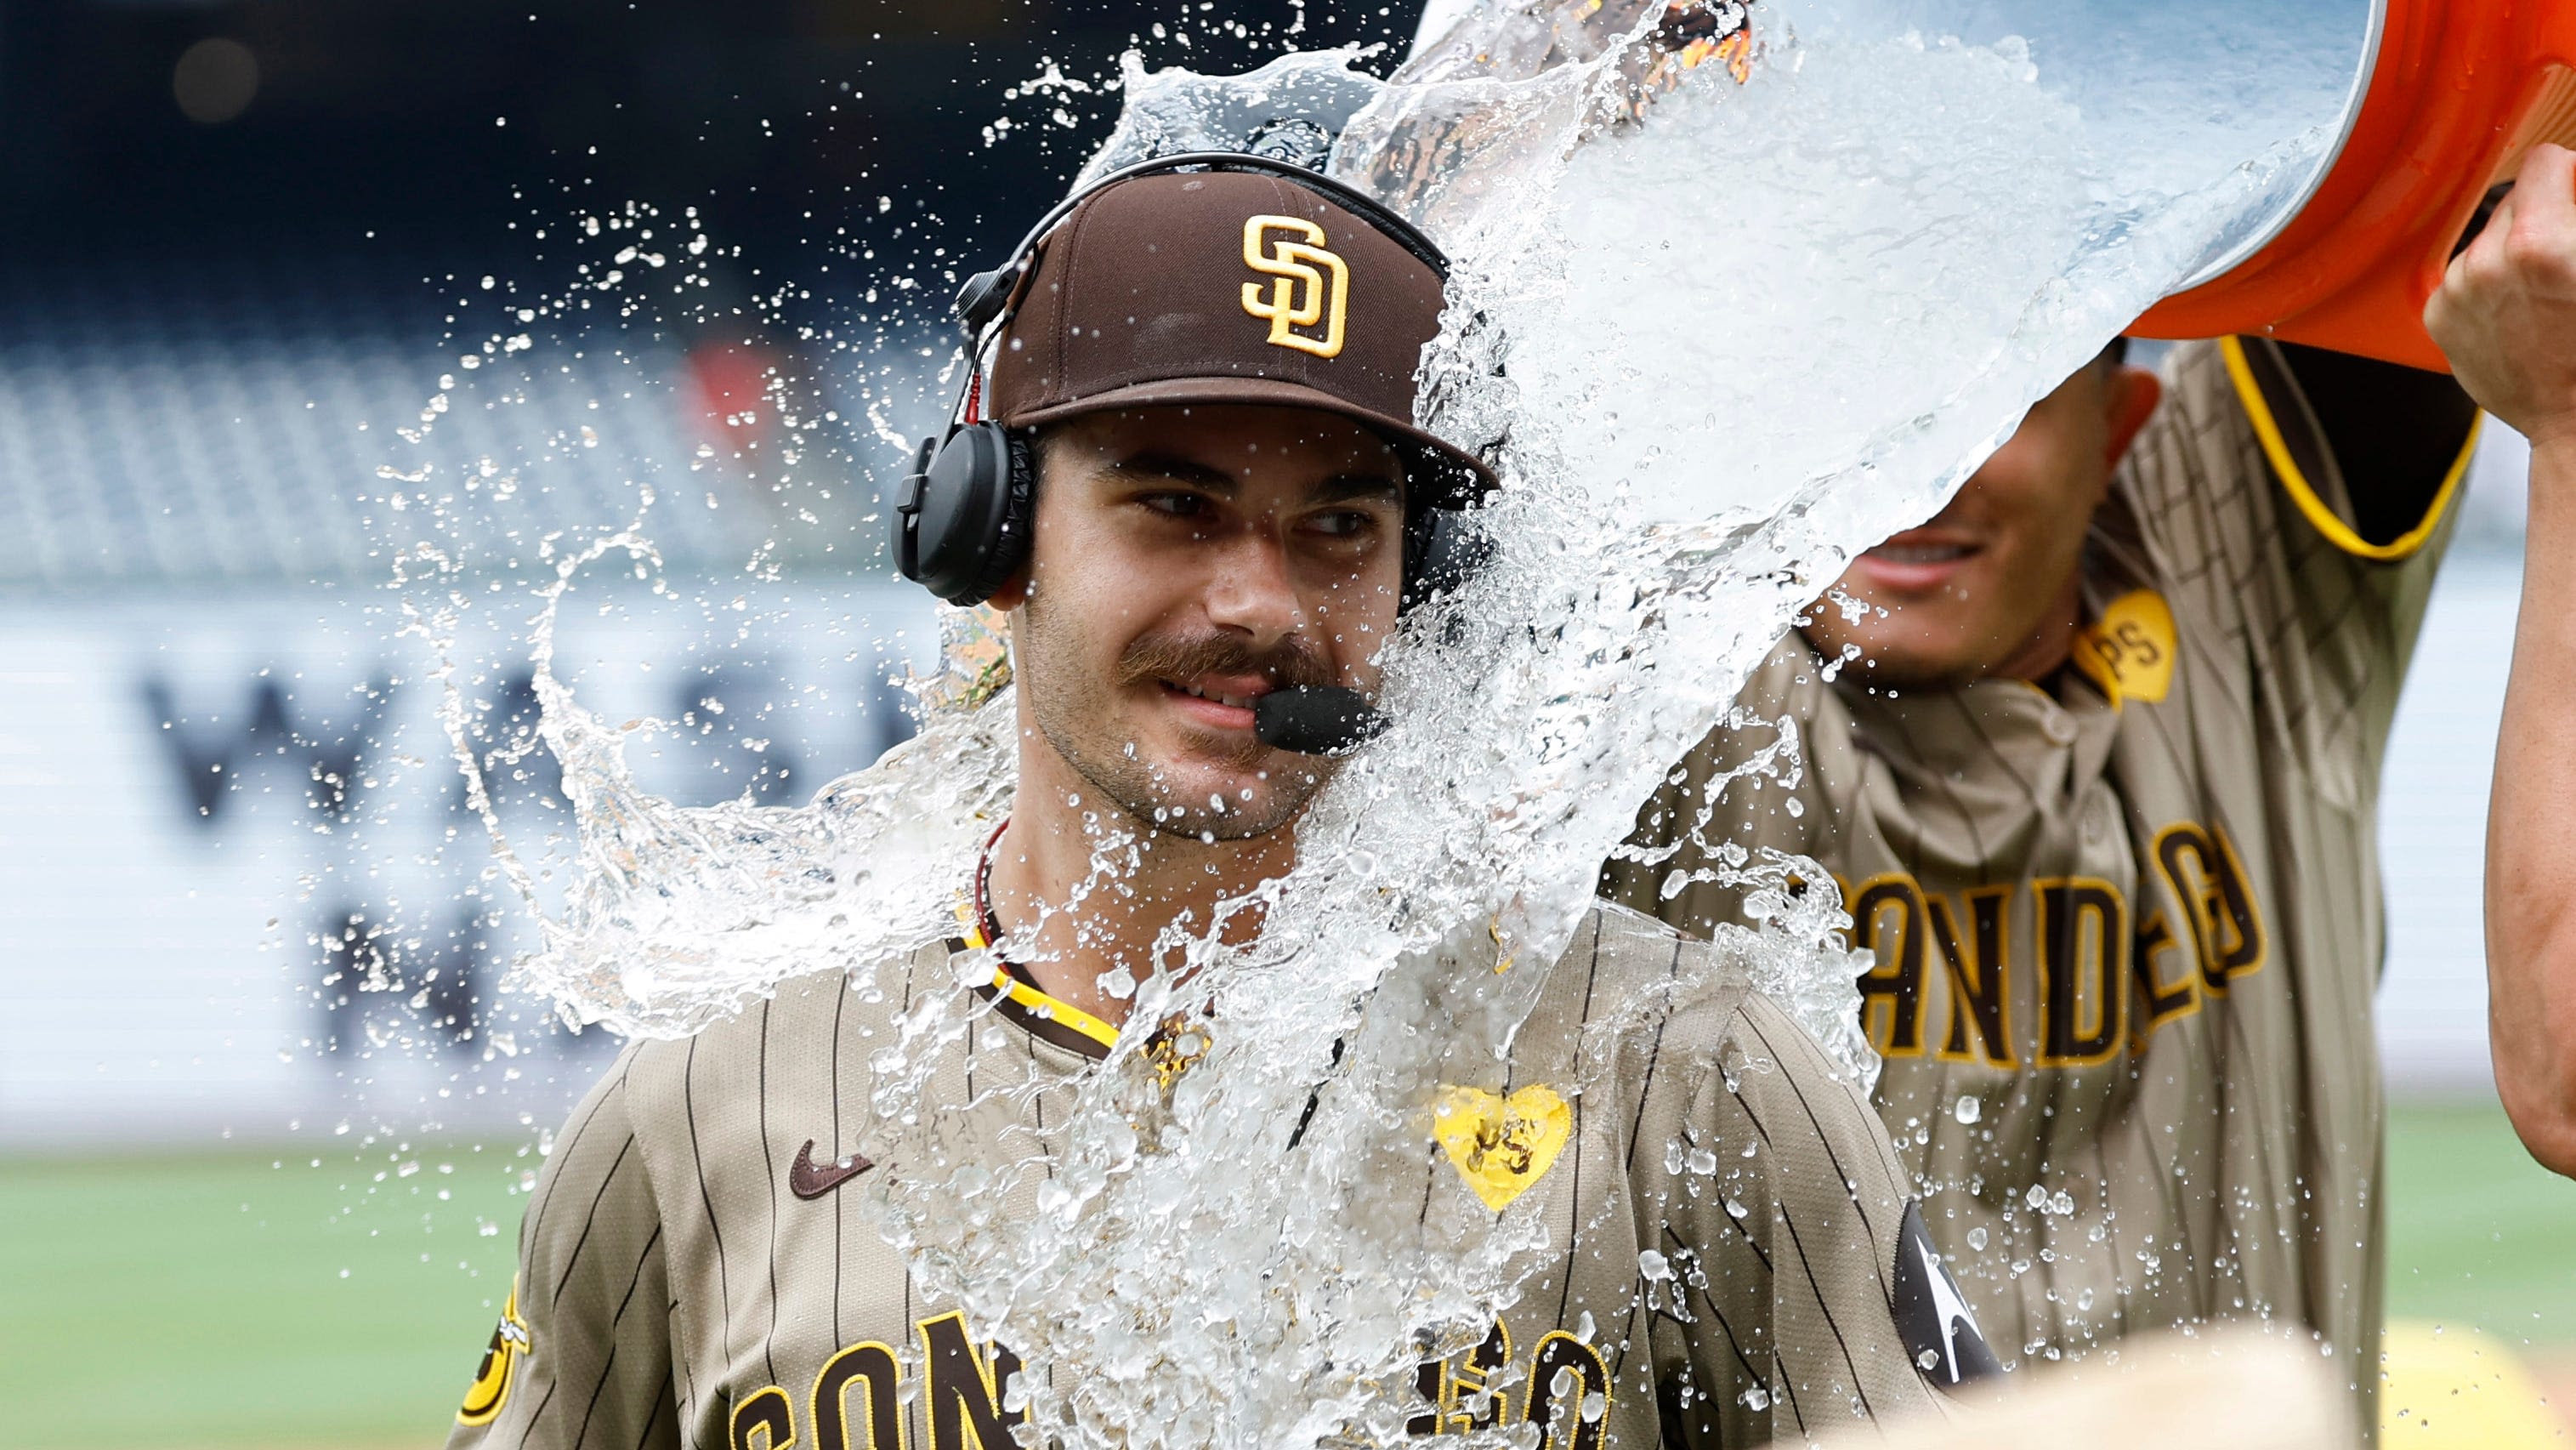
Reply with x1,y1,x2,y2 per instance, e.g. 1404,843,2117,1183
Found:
1005,404,1407,841
1801,361,2161,690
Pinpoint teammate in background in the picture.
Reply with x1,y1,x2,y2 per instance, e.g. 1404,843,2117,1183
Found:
2449,145,2576,1180
1602,168,2543,1431
446,158,1987,1450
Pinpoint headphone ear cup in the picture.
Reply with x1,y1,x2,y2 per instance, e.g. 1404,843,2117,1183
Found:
1399,509,1436,608
955,429,1038,606
893,435,937,584
1404,507,1489,610
903,422,1024,606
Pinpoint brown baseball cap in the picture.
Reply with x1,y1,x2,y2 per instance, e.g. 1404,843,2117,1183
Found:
979,168,1497,507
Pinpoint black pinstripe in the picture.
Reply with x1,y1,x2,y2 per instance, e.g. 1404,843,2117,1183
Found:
679,1038,733,1379
1739,1016,1892,1290
1661,1220,1767,1385
754,1003,782,1390
570,1225,667,1450
514,1381,559,1450
1624,939,1685,1174
1725,1083,1872,1417
1770,1345,1807,1436
830,979,848,1349
529,1073,618,1249
550,1135,639,1304
668,1287,697,1445
1551,913,1607,1329
629,1392,668,1450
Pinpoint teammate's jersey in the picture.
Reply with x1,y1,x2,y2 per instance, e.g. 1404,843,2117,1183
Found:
1604,338,2479,1423
446,902,1982,1450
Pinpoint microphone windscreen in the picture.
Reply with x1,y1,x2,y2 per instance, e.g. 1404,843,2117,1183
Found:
1253,686,1387,756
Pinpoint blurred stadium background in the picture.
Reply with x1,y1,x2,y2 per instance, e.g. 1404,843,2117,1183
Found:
0,3,2567,1447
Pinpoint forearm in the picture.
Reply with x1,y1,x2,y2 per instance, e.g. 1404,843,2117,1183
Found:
2488,433,2576,1174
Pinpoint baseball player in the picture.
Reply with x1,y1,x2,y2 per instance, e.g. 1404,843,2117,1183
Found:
2449,145,2576,1181
446,157,1988,1450
1604,183,2520,1430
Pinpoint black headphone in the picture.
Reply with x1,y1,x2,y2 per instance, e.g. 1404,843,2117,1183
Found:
890,151,1464,609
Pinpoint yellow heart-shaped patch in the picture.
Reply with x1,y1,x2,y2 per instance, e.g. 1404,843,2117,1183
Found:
1433,1084,1573,1211
2069,589,2176,708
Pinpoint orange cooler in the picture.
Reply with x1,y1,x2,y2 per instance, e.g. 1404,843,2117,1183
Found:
2138,1,2576,371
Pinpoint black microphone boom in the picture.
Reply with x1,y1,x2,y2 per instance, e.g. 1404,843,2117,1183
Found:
1253,686,1387,756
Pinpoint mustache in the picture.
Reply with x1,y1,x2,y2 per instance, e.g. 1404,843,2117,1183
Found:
1115,629,1339,694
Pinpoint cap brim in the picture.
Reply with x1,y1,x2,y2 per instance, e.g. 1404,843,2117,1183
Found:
1001,376,1498,509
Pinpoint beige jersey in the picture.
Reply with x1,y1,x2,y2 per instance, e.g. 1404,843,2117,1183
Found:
445,901,1980,1450
1605,338,2480,1424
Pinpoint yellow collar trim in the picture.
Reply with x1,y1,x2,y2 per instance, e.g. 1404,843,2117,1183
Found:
956,898,1122,1055
2219,334,2480,564
988,964,1122,1054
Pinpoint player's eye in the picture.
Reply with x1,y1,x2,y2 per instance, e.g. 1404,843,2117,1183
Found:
1304,509,1379,539
1138,491,1212,520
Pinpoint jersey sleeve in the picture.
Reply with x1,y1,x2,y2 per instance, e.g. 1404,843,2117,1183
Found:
445,1047,679,1450
2110,338,2479,789
1644,990,1977,1447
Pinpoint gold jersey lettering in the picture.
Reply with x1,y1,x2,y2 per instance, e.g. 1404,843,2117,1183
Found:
917,1312,1024,1450
811,1342,904,1450
730,1386,797,1450
2130,907,2204,1049
1408,1319,1514,1436
1406,1318,1608,1450
1851,874,1929,1056
1929,885,2017,1068
2153,822,2267,994
1524,1331,1613,1450
1830,821,2261,1074
2036,877,2129,1068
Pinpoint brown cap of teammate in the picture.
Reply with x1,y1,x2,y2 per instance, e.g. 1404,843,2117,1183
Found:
981,168,1497,507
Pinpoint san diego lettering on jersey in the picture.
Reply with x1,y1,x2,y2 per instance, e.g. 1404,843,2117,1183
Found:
1611,337,2481,1413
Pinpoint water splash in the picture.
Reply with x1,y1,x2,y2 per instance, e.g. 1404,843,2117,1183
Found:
434,1,2358,1445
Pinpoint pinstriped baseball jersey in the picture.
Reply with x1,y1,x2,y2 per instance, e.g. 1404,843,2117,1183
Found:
445,901,1980,1450
1605,338,2479,1427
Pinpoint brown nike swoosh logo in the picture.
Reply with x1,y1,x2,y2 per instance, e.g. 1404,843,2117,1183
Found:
790,1139,874,1200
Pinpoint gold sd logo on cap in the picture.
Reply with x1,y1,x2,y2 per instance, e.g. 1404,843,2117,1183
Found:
1240,215,1348,359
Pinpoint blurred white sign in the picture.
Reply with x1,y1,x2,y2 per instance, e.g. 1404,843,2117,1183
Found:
0,583,933,1146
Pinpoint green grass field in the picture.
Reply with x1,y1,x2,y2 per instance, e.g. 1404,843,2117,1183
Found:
3,1102,2572,1450
2385,1102,2576,1347
0,1140,532,1449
